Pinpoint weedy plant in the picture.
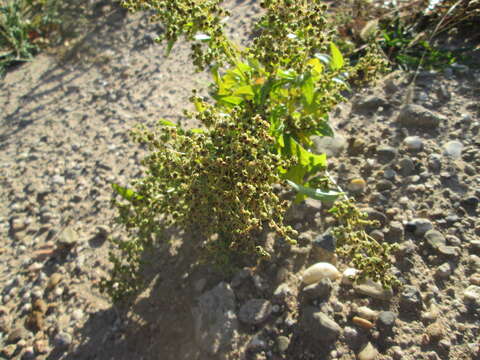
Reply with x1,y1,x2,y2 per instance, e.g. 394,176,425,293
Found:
0,0,60,74
101,0,398,302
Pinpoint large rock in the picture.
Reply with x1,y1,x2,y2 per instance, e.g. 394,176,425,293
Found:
397,104,443,129
192,282,238,355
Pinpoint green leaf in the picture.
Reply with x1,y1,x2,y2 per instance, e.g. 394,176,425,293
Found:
165,39,175,56
158,119,177,127
233,85,254,96
301,75,314,105
330,42,344,70
286,180,341,202
112,183,143,201
283,135,327,171
216,95,244,106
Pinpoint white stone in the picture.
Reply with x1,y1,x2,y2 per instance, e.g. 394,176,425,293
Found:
404,136,423,151
443,140,463,159
302,262,340,285
342,268,359,285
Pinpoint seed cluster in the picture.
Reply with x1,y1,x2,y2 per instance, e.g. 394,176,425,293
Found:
121,0,232,70
330,199,400,288
251,0,332,72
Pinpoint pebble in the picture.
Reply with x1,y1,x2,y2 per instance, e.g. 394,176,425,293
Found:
238,299,272,325
435,262,452,279
377,145,397,163
385,221,404,243
426,321,445,342
354,279,393,301
302,262,340,285
302,278,332,302
356,306,378,321
276,336,290,352
72,308,84,321
352,316,374,330
408,218,433,237
364,208,387,227
48,273,62,289
397,104,443,128
34,339,49,354
54,331,73,348
469,274,480,286
357,342,379,360
7,327,26,343
425,230,446,249
377,311,396,328
313,134,347,157
301,307,341,344
342,268,359,285
347,178,367,193
443,140,463,159
398,157,415,176
464,285,480,305
401,286,423,311
313,231,336,253
404,136,423,151
2,344,16,358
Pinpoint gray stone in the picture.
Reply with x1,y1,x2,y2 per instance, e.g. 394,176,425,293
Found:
425,230,446,249
364,208,387,227
54,331,72,348
313,134,347,157
385,222,404,243
301,307,341,344
377,180,393,191
192,282,238,355
377,311,396,328
397,104,443,129
411,218,433,237
238,299,272,325
354,95,388,113
443,141,463,159
313,231,336,253
461,196,479,211
438,245,460,257
377,145,398,164
400,286,422,311
398,157,415,176
383,168,396,179
404,136,423,151
428,154,442,171
302,279,333,303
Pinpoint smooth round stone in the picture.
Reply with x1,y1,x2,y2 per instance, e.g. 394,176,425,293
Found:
404,136,423,151
302,262,340,285
425,230,446,249
443,140,463,159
